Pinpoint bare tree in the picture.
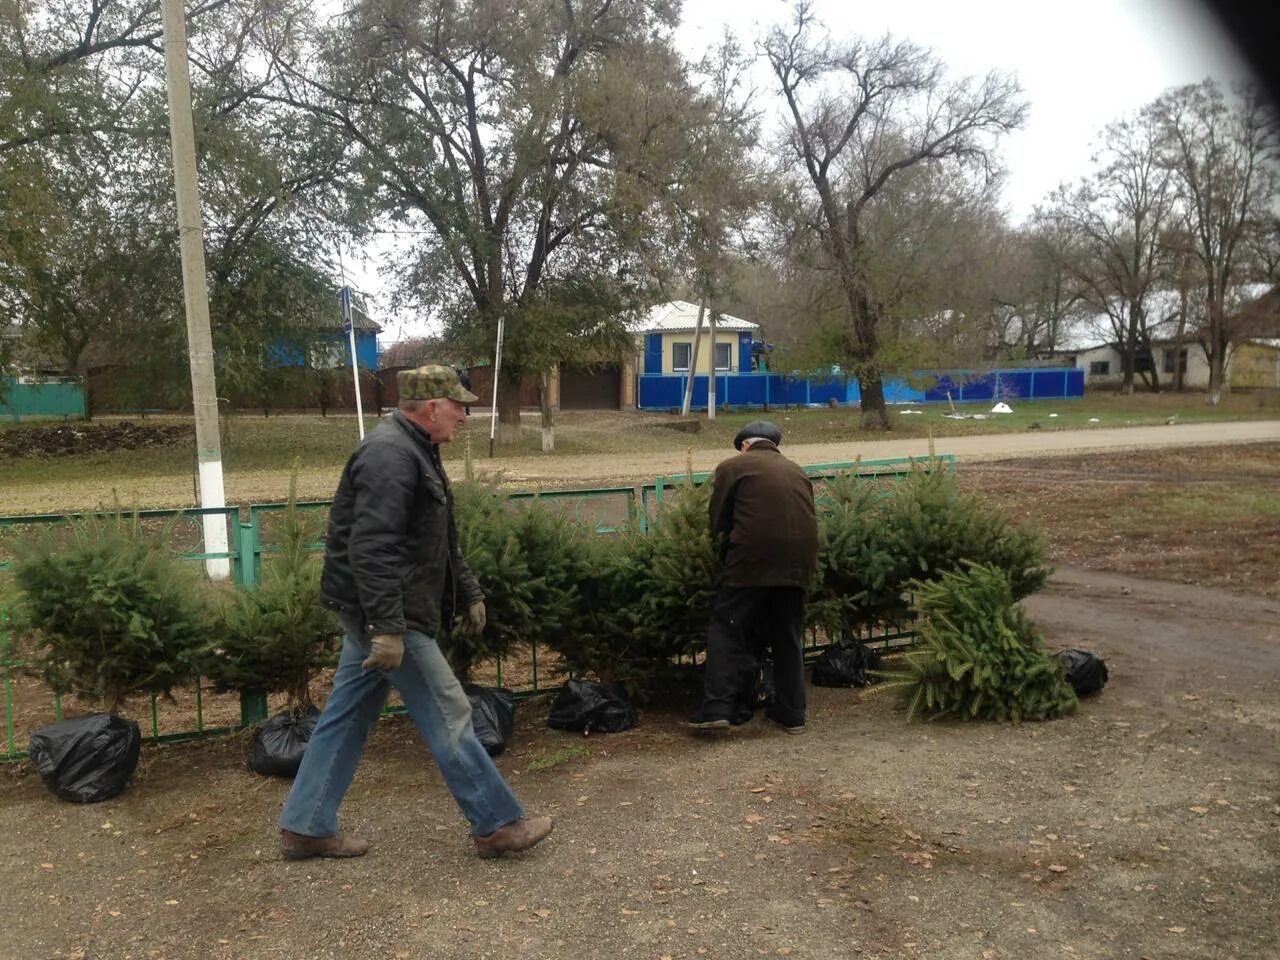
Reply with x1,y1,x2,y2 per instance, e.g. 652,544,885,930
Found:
762,1,1025,429
1047,110,1176,393
1150,80,1280,403
992,217,1087,360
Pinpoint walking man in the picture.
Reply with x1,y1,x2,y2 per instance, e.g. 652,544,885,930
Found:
688,420,819,735
279,365,552,861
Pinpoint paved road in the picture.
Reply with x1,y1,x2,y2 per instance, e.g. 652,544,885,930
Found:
488,418,1280,484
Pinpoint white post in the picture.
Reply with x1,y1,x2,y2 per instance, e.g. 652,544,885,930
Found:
488,314,505,457
160,0,228,579
341,287,365,441
680,298,706,417
707,307,717,421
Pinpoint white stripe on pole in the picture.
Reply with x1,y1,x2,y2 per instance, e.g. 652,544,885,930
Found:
488,314,505,457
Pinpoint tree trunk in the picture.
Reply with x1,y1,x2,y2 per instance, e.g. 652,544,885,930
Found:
1207,299,1227,405
851,286,889,431
496,365,523,445
1122,306,1137,395
1173,286,1189,392
858,373,888,430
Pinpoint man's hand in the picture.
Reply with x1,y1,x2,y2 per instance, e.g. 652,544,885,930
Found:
362,633,405,672
465,600,486,636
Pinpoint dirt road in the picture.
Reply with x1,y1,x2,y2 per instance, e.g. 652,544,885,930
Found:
490,419,1280,485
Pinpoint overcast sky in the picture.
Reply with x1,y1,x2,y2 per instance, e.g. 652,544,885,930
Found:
677,0,1251,221
365,0,1252,342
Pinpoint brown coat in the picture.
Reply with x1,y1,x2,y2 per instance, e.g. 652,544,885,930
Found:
708,441,819,589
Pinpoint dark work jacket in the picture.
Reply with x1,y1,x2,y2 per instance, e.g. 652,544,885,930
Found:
708,441,819,589
319,412,483,636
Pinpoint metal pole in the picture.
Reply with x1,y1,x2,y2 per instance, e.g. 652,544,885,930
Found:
488,314,505,458
339,282,365,442
160,0,229,579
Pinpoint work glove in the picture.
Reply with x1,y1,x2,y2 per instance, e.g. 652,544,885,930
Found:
465,600,486,636
362,633,405,672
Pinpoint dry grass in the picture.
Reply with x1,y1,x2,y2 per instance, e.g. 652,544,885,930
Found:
957,442,1280,597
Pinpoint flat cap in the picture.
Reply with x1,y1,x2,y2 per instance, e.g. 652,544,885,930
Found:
733,419,783,451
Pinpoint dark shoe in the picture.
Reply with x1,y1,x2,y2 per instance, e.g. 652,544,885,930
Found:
280,829,370,861
686,716,731,734
766,711,806,735
473,815,554,859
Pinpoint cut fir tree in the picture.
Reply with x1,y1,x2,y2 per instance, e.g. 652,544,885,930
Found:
874,561,1077,723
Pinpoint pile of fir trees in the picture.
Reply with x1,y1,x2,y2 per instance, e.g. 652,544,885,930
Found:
5,463,1065,734
446,466,1053,705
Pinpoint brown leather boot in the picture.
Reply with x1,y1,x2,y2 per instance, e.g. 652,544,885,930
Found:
472,815,554,859
280,829,371,861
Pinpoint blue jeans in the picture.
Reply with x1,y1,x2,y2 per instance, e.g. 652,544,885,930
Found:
279,616,525,838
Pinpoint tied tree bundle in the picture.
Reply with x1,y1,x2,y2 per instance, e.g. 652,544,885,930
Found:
205,474,338,711
12,511,208,712
876,561,1077,723
445,481,536,679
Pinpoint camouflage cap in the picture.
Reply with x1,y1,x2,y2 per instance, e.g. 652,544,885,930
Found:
398,364,479,404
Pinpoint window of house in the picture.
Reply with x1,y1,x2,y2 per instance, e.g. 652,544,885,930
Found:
309,341,345,369
1135,349,1154,373
713,342,732,371
672,342,691,371
1089,360,1110,376
1163,348,1188,374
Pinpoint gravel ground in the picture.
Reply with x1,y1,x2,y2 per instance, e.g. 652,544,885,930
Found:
1,566,1276,960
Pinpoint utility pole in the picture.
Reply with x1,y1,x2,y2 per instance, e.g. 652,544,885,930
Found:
161,0,229,579
679,298,707,417
707,307,717,421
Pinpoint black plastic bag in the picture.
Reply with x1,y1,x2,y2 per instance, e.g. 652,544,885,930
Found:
547,679,637,734
1056,649,1109,697
248,706,319,778
466,684,516,756
811,638,882,687
28,713,141,803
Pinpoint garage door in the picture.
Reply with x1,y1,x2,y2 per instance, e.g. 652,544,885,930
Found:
560,363,621,409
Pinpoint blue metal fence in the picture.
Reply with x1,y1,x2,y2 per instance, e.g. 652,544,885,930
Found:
638,368,1084,411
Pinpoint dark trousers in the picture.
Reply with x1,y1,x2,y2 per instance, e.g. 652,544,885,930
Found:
699,585,807,727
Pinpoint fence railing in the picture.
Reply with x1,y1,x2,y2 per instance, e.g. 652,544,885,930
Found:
0,454,950,760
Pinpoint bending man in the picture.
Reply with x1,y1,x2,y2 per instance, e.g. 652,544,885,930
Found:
689,420,819,735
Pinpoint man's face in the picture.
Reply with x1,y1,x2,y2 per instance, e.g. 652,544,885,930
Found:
425,398,467,444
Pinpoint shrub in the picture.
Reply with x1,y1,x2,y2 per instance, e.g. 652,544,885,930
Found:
544,527,658,697
633,478,718,662
446,480,535,678
11,512,210,711
808,477,904,635
885,468,1050,601
202,479,339,710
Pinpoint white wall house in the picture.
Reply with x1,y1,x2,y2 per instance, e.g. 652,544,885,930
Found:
1077,341,1213,388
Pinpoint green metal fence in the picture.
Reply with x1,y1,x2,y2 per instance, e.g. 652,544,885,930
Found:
0,454,951,760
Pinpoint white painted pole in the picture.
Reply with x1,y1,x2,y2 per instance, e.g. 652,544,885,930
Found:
336,247,365,442
680,298,706,417
488,314,505,457
340,287,365,441
160,0,229,579
707,307,717,421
